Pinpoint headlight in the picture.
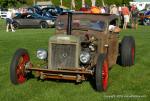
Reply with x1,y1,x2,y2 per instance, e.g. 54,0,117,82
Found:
37,49,47,60
89,44,96,51
80,51,91,64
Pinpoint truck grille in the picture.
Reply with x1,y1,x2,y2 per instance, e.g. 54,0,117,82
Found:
51,44,76,68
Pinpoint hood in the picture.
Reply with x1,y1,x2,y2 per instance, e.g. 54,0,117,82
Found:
49,34,80,43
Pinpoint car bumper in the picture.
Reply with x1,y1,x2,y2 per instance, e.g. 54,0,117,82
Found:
46,20,55,26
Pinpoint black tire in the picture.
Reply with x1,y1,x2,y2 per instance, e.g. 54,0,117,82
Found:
10,48,30,85
143,18,150,26
40,22,48,29
12,22,19,29
120,36,135,67
95,54,109,92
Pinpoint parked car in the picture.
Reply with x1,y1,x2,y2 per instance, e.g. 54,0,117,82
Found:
27,5,70,18
139,10,150,25
41,5,71,18
142,10,150,25
10,13,135,92
0,8,8,19
27,6,43,15
12,13,55,29
42,5,63,17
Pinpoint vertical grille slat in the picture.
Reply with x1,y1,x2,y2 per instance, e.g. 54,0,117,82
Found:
51,44,76,68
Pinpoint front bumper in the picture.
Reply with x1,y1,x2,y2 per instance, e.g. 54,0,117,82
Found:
46,20,55,26
26,67,93,82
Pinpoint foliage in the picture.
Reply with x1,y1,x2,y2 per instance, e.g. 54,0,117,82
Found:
26,0,34,6
51,0,132,9
0,0,26,8
0,0,133,9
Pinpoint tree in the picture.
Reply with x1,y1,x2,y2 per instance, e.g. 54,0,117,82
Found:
0,0,132,8
0,0,25,8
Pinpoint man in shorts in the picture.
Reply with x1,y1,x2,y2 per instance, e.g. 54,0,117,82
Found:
122,4,130,29
131,5,139,29
6,10,15,32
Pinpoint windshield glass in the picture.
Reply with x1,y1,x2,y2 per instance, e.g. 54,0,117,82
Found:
56,18,106,31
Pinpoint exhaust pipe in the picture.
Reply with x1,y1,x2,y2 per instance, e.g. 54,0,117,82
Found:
67,12,72,35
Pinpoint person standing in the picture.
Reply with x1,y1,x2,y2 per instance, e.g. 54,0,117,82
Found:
6,10,15,32
122,4,130,29
118,6,123,26
110,4,119,15
101,6,106,14
104,5,109,14
131,5,139,29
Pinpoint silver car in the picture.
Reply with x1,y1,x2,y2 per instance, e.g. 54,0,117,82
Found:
13,13,55,29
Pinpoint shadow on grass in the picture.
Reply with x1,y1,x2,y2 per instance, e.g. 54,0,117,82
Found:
88,76,97,91
116,43,122,66
27,72,35,80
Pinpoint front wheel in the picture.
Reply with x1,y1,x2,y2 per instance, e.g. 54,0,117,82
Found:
10,48,30,85
40,22,48,29
143,18,150,26
95,54,109,92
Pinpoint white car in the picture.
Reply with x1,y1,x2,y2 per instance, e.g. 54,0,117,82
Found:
0,9,8,19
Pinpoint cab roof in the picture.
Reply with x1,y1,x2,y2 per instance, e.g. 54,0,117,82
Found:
57,13,119,22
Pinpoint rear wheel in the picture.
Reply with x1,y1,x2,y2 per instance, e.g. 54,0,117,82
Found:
143,18,150,26
120,36,135,67
12,22,19,29
40,22,48,29
95,54,108,92
10,48,30,85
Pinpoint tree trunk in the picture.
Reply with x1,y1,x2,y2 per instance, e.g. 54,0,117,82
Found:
72,0,76,9
60,0,63,6
91,0,96,7
102,0,105,7
82,0,85,7
33,0,36,5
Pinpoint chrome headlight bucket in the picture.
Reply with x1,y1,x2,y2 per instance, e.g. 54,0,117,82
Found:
37,49,47,60
80,51,91,64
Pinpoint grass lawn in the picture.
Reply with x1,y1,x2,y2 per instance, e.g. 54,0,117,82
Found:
0,19,150,101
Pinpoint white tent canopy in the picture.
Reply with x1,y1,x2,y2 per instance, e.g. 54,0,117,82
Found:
130,1,150,10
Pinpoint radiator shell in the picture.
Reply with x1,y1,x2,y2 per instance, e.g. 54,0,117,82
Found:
48,35,80,69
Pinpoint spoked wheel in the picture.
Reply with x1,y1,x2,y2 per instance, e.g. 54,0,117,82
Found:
10,48,30,85
95,54,109,92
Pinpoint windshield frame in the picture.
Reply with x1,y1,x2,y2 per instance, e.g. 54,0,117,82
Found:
56,16,106,31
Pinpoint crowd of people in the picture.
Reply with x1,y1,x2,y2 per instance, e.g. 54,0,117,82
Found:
5,4,140,32
89,4,139,30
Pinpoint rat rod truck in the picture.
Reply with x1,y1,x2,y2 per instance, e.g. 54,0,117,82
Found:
10,13,135,92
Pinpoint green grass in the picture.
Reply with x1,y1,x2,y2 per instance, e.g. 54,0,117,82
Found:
0,19,150,101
